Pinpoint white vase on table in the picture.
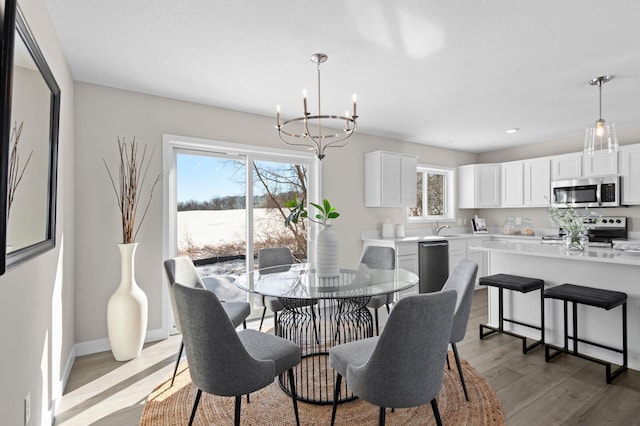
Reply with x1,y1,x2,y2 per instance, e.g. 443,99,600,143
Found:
107,243,148,361
316,224,339,277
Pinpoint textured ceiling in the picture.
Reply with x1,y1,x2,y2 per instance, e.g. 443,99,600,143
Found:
44,0,640,153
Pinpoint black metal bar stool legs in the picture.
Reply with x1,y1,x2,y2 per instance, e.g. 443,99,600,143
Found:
544,283,627,384
479,274,545,354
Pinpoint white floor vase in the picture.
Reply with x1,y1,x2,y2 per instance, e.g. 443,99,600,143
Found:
107,243,148,361
316,224,339,277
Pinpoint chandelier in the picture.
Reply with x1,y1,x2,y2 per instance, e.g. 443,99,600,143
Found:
584,75,618,155
276,53,358,160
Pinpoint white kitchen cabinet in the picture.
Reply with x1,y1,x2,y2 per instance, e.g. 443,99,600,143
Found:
583,150,618,177
551,153,582,180
619,144,640,205
523,158,551,206
447,239,466,276
501,161,524,207
365,151,417,207
458,164,501,208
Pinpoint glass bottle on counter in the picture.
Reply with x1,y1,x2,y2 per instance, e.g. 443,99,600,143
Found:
502,216,519,235
521,218,535,236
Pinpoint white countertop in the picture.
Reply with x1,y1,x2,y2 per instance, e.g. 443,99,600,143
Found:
361,232,535,244
471,240,640,266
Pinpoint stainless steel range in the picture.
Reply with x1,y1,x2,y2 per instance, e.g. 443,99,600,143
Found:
541,216,627,248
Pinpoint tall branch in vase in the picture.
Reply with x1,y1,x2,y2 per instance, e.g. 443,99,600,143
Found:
103,137,163,244
7,121,33,219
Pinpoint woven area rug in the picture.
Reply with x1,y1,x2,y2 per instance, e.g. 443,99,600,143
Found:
140,352,505,425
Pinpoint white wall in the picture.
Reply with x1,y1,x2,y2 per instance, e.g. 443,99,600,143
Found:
0,0,75,425
475,125,640,231
74,82,477,351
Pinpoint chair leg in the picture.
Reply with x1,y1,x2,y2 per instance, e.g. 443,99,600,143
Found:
171,341,184,387
188,389,202,426
374,308,380,336
446,348,451,370
431,398,443,426
385,303,390,314
234,395,241,426
242,320,247,329
259,307,267,331
288,368,300,426
331,373,342,425
378,406,386,426
452,343,469,401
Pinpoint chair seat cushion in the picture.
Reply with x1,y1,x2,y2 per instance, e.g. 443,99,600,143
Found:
544,283,627,310
329,336,379,377
479,273,544,293
222,301,251,328
238,329,301,375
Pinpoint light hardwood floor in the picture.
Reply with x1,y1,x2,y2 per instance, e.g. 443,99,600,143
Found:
54,288,640,425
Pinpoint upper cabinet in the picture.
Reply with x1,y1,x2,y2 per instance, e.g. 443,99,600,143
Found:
583,151,618,177
500,158,550,208
458,164,500,208
501,161,524,207
551,153,582,180
551,151,618,180
619,145,640,205
523,158,551,206
365,151,417,207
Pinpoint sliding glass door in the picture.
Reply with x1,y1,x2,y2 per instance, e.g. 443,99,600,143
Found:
165,136,317,328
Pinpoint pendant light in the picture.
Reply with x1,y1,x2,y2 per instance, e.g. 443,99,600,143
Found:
584,75,618,155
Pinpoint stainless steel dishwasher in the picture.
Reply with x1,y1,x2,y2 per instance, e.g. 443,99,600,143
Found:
418,240,449,293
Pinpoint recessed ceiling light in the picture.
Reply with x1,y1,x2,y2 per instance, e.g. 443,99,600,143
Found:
506,128,520,134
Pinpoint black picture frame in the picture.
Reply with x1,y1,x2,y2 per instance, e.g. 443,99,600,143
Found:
0,0,60,274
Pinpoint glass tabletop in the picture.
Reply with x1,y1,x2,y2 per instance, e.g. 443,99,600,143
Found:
235,263,419,300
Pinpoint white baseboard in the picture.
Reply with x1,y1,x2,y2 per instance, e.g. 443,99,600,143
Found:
74,328,168,357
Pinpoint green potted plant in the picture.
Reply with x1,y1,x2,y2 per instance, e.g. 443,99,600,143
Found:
285,197,340,277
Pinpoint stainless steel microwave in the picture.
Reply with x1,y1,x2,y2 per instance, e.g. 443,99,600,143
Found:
551,176,620,208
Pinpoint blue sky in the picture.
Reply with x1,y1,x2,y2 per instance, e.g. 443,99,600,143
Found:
177,154,246,202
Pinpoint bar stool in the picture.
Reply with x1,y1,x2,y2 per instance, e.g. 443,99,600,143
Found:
544,283,627,384
479,273,545,353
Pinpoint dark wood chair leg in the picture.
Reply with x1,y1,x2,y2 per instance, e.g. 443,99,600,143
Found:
378,406,386,426
331,373,342,425
234,395,241,426
188,389,202,426
171,341,184,387
288,368,300,426
452,343,469,401
446,349,451,370
431,398,443,426
242,320,247,329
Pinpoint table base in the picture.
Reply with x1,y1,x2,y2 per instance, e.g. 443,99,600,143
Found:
277,297,373,405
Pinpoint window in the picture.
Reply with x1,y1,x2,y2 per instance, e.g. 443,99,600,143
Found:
408,165,455,221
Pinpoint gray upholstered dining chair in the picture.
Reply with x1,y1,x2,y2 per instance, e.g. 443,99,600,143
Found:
173,282,302,426
359,245,396,335
441,258,478,401
329,290,457,426
163,257,251,386
256,247,317,334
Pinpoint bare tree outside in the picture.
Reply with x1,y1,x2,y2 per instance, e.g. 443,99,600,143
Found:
176,155,309,274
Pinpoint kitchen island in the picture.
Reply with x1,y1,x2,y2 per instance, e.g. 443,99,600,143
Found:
469,240,640,371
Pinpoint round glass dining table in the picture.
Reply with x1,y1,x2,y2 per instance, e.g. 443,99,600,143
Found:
236,263,418,405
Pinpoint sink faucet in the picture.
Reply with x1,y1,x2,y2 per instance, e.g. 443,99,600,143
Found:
433,221,450,236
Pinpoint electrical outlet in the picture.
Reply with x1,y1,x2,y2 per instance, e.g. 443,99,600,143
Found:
24,392,30,425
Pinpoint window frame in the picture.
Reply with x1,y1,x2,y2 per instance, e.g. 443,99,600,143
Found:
407,164,456,223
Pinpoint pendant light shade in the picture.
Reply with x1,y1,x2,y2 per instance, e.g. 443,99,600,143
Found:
584,75,618,155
